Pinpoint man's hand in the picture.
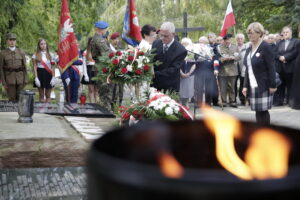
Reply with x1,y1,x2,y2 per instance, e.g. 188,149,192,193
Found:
242,88,248,97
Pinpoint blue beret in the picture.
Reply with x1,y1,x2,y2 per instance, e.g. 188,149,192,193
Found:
95,21,109,29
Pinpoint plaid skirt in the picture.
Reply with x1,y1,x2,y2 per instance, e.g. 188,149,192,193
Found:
249,87,273,111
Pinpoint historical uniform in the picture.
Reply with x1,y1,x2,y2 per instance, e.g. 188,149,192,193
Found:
0,33,28,101
217,34,240,107
61,54,83,103
91,21,114,111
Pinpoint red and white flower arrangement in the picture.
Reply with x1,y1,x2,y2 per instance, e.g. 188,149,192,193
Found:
119,88,194,127
95,47,157,84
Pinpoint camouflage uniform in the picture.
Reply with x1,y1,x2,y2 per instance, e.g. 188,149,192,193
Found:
91,33,114,111
0,48,28,101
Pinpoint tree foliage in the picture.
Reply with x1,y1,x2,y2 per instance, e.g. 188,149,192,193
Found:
0,0,298,54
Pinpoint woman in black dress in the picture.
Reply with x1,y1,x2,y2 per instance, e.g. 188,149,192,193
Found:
32,39,55,103
242,22,277,125
81,37,97,103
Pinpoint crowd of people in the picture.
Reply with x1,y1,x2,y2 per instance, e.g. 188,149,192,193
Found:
0,20,299,125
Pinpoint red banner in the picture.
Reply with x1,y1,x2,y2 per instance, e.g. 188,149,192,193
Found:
128,0,142,42
58,0,78,72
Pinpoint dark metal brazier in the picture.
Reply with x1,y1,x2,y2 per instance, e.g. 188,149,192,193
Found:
87,120,300,200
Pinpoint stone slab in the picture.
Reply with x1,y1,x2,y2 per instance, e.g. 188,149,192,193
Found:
0,101,115,118
0,112,69,140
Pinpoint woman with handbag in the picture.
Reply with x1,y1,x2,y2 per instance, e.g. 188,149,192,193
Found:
242,22,277,125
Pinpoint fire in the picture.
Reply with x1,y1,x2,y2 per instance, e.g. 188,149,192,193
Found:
202,105,291,180
158,151,184,178
245,129,291,180
202,105,252,180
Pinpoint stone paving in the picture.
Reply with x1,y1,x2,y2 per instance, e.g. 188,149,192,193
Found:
0,167,86,200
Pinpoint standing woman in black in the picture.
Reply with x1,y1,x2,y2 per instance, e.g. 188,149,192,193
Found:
242,22,277,125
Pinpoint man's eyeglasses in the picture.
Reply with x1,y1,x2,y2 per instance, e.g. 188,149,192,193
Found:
9,39,16,41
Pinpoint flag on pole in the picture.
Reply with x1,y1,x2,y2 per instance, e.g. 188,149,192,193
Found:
57,0,78,72
219,0,236,37
122,0,142,47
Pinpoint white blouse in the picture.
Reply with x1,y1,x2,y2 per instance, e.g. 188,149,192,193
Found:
32,51,53,69
246,45,261,88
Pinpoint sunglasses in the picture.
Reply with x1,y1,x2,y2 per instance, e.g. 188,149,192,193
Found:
9,38,16,41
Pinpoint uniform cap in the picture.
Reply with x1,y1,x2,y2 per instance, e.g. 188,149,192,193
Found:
6,33,17,40
223,34,233,40
110,32,120,40
95,21,109,29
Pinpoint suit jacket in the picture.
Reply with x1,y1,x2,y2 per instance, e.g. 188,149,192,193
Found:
243,41,276,93
276,38,298,73
152,39,187,92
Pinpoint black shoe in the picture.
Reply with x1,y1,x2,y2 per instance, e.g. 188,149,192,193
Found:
273,103,283,106
229,103,238,108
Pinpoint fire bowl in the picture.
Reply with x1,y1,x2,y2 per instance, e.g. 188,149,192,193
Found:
87,120,300,200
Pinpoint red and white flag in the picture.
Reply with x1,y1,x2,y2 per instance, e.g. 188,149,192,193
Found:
220,0,236,37
128,0,142,42
57,0,78,72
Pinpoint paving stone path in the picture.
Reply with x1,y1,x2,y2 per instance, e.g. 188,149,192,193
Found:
0,167,87,200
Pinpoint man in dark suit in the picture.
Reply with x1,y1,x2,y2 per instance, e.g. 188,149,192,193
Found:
151,22,187,92
274,26,298,106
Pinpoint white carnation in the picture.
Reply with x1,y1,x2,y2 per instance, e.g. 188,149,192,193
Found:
165,107,173,115
173,105,180,114
126,65,133,72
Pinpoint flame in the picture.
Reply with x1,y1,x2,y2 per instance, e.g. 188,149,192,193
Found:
245,128,291,180
158,151,184,178
202,105,291,180
202,105,252,180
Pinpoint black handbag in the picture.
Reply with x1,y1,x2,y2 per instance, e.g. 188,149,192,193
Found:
275,72,281,87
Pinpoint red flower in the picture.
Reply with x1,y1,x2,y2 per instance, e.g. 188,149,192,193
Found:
109,52,115,58
122,112,130,120
116,51,122,56
121,68,128,74
183,112,191,120
119,106,127,113
112,58,119,65
135,69,142,75
139,51,145,56
102,67,108,73
132,110,142,119
143,64,149,71
128,55,134,61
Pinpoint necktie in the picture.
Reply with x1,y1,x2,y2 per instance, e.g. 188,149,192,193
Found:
163,44,168,53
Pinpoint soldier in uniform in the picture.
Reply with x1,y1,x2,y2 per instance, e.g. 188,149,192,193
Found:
0,33,28,101
217,34,240,107
90,21,114,111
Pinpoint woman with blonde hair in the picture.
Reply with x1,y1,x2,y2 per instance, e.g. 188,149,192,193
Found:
242,22,277,125
32,39,56,103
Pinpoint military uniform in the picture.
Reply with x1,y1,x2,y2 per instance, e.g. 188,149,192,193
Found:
0,47,28,101
91,21,115,111
217,35,240,106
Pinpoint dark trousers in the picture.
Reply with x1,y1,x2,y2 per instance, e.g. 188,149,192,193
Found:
235,75,245,104
112,83,124,105
6,84,25,101
256,110,270,125
63,79,80,103
273,72,293,105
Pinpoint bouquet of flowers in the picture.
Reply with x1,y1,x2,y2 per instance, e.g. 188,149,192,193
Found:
95,47,158,84
119,88,193,127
